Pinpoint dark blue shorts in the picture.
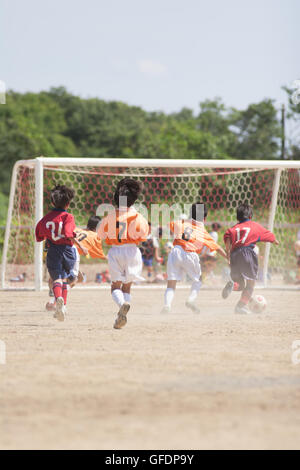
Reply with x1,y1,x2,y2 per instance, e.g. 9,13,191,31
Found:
46,242,77,280
142,257,153,267
230,246,258,282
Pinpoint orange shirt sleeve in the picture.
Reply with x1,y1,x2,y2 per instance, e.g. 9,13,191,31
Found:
86,233,106,259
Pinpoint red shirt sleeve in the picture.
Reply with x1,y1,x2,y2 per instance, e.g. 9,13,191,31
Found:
35,220,45,242
256,224,276,243
223,228,232,242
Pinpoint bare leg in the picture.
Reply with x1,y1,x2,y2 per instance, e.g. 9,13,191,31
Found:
122,282,132,304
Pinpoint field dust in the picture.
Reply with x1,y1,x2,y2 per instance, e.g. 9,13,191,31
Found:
0,287,299,450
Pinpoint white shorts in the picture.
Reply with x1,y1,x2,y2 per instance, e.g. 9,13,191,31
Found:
167,245,201,282
108,244,144,283
72,247,80,277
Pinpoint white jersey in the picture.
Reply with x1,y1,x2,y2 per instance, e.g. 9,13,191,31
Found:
167,245,201,282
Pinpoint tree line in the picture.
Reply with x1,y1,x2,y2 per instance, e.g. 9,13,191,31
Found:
0,85,299,207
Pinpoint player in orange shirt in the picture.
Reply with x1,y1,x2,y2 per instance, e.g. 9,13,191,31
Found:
161,202,227,314
74,216,106,260
98,178,149,329
46,215,107,311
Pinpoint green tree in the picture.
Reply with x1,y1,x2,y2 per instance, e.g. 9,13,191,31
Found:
229,99,281,159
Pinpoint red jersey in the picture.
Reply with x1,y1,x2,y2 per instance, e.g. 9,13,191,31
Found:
224,220,276,252
35,209,76,246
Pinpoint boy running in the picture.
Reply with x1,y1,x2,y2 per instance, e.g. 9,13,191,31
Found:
222,203,279,314
161,202,227,314
98,178,149,329
35,185,87,321
46,215,107,311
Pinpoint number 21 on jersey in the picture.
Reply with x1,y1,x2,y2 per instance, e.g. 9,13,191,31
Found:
46,221,64,241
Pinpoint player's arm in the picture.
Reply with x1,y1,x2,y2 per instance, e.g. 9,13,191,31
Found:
64,215,89,255
223,229,232,262
216,245,228,260
224,238,232,262
35,220,45,242
257,224,279,245
72,237,89,256
203,229,227,260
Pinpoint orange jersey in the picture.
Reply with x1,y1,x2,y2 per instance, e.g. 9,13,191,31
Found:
170,219,221,254
74,227,106,259
98,207,149,246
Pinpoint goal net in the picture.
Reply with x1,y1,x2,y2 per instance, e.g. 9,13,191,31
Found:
1,158,300,290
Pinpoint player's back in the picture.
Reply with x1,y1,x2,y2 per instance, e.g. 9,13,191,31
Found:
74,227,105,258
224,220,275,251
99,207,149,246
171,219,219,253
35,209,75,246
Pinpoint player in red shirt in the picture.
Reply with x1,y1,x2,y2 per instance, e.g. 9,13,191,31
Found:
36,185,87,321
45,215,107,312
222,203,279,314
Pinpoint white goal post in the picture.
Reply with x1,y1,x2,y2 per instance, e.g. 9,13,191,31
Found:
1,157,300,291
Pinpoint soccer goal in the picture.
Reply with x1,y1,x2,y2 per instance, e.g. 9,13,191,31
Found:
1,157,300,291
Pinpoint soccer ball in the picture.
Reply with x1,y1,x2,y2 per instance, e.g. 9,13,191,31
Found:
249,294,267,314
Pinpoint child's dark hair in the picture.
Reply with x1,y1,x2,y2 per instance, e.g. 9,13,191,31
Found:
212,222,221,231
114,178,142,207
86,215,101,232
190,202,208,222
51,185,75,209
237,203,253,223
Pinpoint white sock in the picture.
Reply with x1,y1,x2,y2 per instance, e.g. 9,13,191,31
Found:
112,289,124,307
164,288,175,308
123,293,131,304
188,280,202,303
49,297,55,304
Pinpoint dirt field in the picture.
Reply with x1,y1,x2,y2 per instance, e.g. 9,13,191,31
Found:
0,287,299,450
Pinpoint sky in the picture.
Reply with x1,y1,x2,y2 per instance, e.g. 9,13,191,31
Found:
1,0,299,114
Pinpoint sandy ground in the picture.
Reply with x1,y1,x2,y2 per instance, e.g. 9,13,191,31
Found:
0,287,300,450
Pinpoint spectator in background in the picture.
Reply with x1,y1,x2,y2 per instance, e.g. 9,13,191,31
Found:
140,222,162,282
200,222,222,278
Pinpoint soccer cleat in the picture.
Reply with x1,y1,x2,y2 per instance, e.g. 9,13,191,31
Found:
46,301,56,312
160,306,171,314
185,301,200,313
222,280,234,299
54,297,66,322
114,302,130,329
235,304,251,315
